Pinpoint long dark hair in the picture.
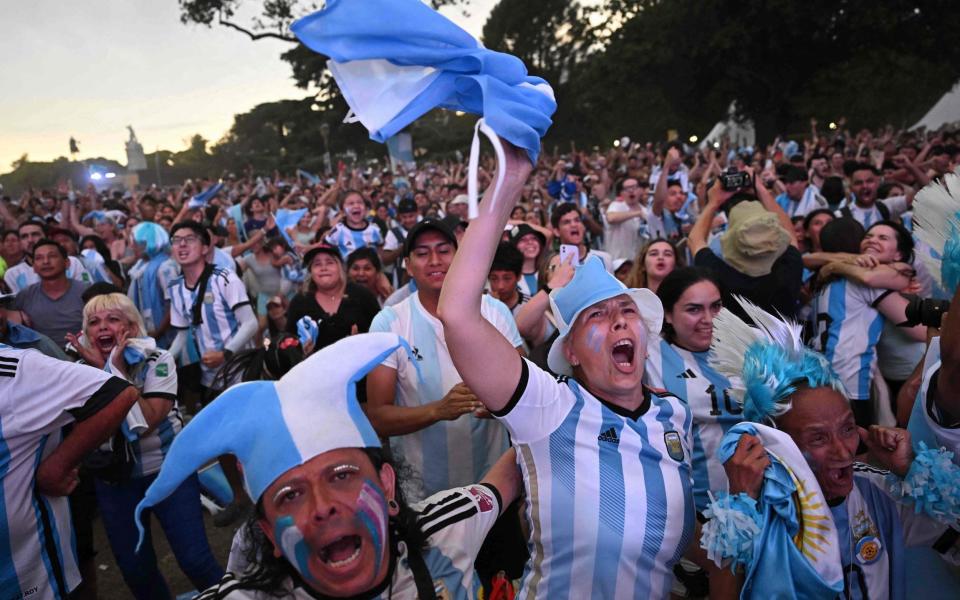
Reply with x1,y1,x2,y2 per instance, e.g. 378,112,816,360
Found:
235,447,425,597
80,234,124,283
656,267,722,345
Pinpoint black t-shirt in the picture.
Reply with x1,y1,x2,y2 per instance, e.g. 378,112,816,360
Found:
694,246,803,321
285,282,381,350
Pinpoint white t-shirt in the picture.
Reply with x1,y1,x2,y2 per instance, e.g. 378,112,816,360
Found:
369,292,521,501
604,200,645,261
0,346,130,600
499,358,695,599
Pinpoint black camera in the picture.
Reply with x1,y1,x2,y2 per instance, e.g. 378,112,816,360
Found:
902,295,950,328
719,167,753,191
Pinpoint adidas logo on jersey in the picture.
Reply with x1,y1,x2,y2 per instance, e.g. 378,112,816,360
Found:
676,369,697,379
411,347,424,362
598,427,620,445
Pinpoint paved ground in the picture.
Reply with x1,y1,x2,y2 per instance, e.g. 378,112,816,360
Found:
91,506,236,599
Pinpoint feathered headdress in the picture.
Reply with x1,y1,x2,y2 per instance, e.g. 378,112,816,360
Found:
708,297,843,423
912,167,960,295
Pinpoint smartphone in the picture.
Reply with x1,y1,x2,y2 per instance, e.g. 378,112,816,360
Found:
559,244,580,266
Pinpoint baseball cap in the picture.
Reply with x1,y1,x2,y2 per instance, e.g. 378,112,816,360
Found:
403,218,458,256
397,198,418,214
302,243,343,267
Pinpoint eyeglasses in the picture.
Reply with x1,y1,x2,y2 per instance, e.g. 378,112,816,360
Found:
170,235,201,246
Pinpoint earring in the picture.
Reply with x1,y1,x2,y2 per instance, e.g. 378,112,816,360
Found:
388,499,399,511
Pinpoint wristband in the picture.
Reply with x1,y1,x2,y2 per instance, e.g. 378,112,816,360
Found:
541,284,552,295
223,349,235,361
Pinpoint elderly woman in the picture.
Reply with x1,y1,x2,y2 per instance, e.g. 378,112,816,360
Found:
702,298,960,599
438,143,695,598
71,293,223,598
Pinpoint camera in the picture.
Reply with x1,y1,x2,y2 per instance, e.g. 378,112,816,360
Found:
902,295,950,328
719,167,753,191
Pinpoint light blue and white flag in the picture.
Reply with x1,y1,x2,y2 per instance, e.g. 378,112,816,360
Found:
717,423,844,599
274,208,308,251
291,0,556,219
296,168,321,186
187,182,224,209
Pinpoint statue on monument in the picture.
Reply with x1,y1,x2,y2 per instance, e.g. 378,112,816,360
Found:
125,125,147,172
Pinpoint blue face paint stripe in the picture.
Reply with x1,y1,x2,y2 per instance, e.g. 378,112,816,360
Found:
274,515,317,584
0,418,23,594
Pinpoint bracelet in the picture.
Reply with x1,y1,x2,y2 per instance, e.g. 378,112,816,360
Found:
541,284,552,295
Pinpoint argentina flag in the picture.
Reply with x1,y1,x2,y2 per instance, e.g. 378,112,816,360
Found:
290,0,556,165
718,423,844,599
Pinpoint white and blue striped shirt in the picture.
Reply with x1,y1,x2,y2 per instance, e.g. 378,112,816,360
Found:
0,346,130,600
910,338,960,459
811,279,891,400
324,221,383,259
499,359,695,600
370,293,521,502
168,266,252,386
645,339,740,512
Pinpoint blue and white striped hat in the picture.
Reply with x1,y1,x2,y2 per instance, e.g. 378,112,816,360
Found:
134,332,415,548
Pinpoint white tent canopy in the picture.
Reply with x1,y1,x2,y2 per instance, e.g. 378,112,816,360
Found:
911,81,960,130
701,102,755,149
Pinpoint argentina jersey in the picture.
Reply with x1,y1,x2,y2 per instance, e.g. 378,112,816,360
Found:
168,266,252,386
0,346,131,600
499,358,694,600
127,349,182,478
830,465,959,600
369,293,521,502
645,339,740,512
324,221,383,259
811,278,890,400
907,337,960,459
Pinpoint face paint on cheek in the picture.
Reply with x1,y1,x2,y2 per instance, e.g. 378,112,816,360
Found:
355,479,389,577
274,515,318,584
586,325,603,354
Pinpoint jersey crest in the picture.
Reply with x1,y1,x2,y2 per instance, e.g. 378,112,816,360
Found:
663,431,684,462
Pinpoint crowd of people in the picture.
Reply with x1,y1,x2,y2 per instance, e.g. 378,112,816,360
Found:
2,118,960,600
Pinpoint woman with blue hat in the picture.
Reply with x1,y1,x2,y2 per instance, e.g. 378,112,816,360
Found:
439,142,696,599
136,333,521,599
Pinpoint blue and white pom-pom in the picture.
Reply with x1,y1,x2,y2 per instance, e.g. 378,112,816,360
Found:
700,491,763,571
886,442,960,525
297,316,320,347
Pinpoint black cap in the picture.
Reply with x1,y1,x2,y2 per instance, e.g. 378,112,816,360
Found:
403,218,458,257
508,223,546,249
397,198,418,214
302,244,343,268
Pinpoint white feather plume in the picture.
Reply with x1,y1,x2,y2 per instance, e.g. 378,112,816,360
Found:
708,296,804,405
912,167,960,288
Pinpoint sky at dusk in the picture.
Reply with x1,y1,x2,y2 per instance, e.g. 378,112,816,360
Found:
0,0,497,173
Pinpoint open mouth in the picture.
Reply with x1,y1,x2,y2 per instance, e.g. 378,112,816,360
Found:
825,464,853,486
96,334,116,352
319,535,362,568
611,339,635,368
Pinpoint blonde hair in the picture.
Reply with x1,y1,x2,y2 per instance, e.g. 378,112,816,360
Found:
82,293,147,343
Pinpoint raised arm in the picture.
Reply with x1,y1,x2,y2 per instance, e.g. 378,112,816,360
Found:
438,143,532,412
652,148,681,217
688,184,733,256
752,171,797,248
